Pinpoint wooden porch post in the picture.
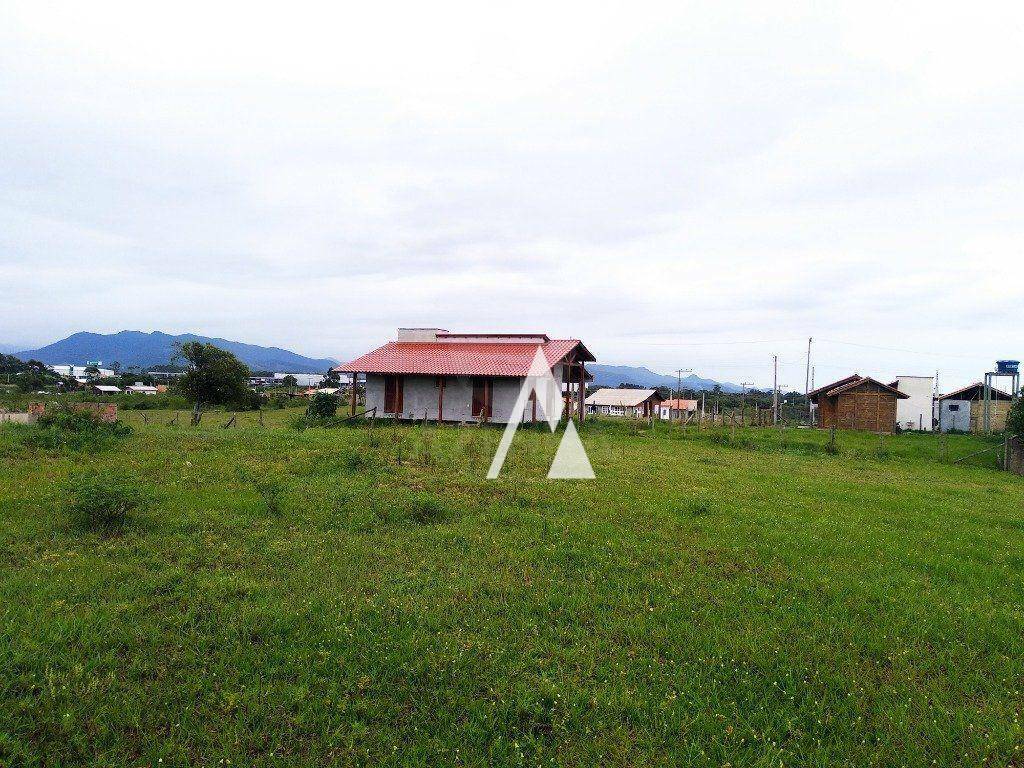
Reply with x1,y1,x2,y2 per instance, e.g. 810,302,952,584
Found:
350,373,358,416
579,362,586,423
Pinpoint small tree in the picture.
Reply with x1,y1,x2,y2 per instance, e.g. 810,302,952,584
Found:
281,375,298,390
174,342,251,406
323,368,341,387
305,391,338,422
84,365,100,381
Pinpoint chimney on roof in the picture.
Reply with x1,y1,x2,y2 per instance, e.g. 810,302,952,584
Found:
397,328,448,342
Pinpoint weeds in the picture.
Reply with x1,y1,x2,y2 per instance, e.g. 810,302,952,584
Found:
405,492,447,524
63,469,148,534
237,467,288,516
22,408,132,453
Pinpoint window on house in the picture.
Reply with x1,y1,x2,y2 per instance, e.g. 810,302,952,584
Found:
948,403,960,412
384,375,404,414
471,377,493,418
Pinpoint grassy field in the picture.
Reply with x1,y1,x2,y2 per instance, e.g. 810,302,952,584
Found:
2,412,1023,766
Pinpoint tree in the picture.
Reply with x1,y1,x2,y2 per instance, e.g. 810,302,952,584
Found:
1008,396,1024,437
14,361,57,393
281,375,298,389
84,365,100,381
0,354,27,375
323,368,341,387
111,361,122,375
174,342,251,406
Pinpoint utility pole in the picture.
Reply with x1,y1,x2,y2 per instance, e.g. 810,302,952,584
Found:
672,368,691,424
805,337,813,424
773,355,779,425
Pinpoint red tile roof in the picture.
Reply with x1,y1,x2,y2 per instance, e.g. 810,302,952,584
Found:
335,339,594,377
661,398,698,410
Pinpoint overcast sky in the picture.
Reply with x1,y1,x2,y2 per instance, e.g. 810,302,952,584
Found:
2,2,1022,390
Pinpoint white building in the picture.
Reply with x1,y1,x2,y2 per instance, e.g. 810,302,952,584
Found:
49,364,115,382
893,375,935,432
274,373,325,388
585,388,663,418
337,328,595,424
658,398,698,421
126,383,158,395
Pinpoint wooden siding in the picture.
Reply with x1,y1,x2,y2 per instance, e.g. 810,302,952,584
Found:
819,380,899,433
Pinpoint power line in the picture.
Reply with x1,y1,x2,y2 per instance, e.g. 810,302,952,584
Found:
624,338,805,347
816,338,986,360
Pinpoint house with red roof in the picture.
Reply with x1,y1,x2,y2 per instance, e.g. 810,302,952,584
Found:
335,329,595,424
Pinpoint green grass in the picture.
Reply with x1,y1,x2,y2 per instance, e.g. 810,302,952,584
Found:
1,416,1023,766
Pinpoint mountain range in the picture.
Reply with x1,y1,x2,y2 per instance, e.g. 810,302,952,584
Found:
14,331,337,374
587,364,742,393
11,331,742,390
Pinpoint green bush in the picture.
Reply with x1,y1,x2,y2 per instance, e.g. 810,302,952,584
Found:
63,470,147,534
305,392,338,422
25,408,132,452
1008,397,1024,437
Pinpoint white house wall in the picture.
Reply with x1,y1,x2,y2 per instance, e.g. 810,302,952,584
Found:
937,399,971,432
365,374,557,424
895,376,935,432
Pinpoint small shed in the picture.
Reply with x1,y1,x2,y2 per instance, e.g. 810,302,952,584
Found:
585,388,663,418
809,375,908,433
658,398,698,421
91,384,122,395
937,383,1013,433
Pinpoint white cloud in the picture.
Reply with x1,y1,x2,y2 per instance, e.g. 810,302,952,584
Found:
0,1,1022,389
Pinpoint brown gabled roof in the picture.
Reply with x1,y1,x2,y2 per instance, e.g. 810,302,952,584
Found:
807,374,860,399
809,374,909,402
938,382,1013,401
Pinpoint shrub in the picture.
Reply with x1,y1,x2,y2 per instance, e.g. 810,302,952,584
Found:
27,408,132,452
305,392,338,422
1008,397,1024,437
63,470,147,534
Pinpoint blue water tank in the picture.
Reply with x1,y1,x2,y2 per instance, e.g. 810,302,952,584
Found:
996,360,1020,374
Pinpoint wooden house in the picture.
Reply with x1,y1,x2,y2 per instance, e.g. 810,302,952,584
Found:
808,374,908,433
